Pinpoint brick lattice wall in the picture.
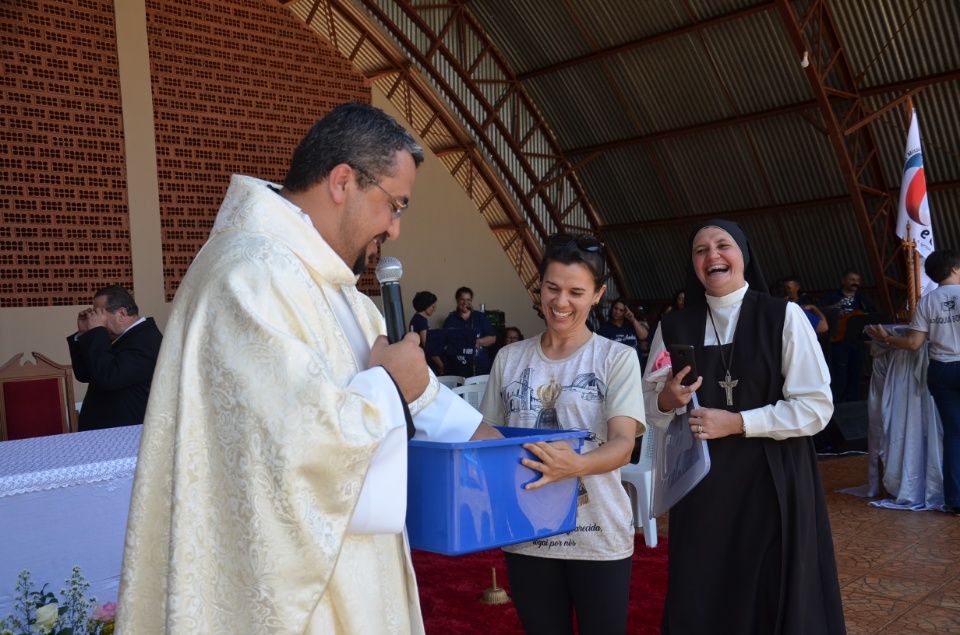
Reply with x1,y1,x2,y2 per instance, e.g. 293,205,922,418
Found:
0,0,130,308
0,0,375,308
146,0,372,301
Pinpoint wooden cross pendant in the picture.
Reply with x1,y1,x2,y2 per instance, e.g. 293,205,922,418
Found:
719,370,738,406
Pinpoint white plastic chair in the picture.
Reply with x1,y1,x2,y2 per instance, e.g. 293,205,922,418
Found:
464,374,489,386
437,375,465,389
620,426,658,548
452,383,484,411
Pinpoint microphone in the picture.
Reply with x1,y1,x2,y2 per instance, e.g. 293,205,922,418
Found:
375,256,406,344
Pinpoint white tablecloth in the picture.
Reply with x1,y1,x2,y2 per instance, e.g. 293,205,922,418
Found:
0,426,141,618
840,325,944,510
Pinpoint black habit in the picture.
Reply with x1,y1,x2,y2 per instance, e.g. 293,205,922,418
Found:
659,290,845,635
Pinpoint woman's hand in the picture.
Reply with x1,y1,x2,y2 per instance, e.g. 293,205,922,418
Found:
657,366,703,412
520,440,583,489
866,324,888,342
688,407,744,440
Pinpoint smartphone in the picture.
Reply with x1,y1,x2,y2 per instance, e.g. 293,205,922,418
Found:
668,344,699,386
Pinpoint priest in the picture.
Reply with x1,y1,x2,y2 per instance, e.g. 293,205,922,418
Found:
117,102,497,634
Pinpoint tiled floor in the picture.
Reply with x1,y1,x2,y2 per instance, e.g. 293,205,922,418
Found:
651,453,960,633
819,454,960,634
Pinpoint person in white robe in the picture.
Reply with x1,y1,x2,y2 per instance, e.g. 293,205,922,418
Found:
117,102,498,634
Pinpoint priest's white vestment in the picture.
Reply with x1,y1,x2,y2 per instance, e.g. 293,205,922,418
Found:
117,175,455,634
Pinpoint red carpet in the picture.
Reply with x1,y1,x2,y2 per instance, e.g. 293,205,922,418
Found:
412,535,668,634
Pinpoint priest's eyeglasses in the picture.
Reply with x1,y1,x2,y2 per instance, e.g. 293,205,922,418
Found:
353,165,409,220
547,233,603,253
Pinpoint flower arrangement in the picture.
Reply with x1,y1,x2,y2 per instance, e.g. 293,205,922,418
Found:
0,567,115,635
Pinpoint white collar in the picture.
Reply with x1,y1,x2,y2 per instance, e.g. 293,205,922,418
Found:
114,316,147,343
705,282,749,309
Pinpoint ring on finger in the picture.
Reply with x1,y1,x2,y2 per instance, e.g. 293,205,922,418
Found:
697,424,704,434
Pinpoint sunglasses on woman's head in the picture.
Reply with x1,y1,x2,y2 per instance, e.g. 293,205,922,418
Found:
547,233,603,252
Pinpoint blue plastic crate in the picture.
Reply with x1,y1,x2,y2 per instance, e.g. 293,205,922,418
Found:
406,426,589,555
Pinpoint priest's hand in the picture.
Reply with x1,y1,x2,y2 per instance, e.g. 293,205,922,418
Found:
657,367,702,412
469,422,504,441
369,333,429,403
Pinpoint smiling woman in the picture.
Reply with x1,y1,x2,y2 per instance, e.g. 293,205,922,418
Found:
691,226,745,298
642,219,844,634
477,233,646,635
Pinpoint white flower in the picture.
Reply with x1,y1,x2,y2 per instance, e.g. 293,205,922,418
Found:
33,603,58,634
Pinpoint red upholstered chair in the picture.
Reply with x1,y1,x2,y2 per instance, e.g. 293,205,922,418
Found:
0,352,77,441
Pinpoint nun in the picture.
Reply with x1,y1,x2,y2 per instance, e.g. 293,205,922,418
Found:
642,220,845,634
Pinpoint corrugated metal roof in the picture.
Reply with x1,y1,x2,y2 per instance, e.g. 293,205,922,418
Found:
465,0,959,304
830,0,960,90
288,0,960,309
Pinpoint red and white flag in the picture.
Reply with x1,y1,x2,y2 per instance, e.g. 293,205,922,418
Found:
896,108,936,293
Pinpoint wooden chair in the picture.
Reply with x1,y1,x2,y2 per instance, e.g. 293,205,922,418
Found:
0,352,77,441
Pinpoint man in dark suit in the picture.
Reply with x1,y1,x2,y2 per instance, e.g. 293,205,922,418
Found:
67,284,163,431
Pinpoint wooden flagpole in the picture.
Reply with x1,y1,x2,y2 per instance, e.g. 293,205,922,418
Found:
903,220,917,323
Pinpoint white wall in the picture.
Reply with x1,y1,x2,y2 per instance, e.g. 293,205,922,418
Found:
374,94,544,339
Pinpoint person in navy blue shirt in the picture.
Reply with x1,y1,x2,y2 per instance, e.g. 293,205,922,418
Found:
598,298,648,354
442,286,496,376
409,290,444,373
820,270,876,401
770,282,828,334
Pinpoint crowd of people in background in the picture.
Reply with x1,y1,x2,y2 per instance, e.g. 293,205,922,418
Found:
409,263,889,404
602,268,890,406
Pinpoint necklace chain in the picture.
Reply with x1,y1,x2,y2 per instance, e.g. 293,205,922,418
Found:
706,307,735,371
707,307,739,406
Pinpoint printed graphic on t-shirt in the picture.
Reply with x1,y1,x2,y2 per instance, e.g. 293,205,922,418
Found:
838,295,856,313
500,368,606,429
611,333,638,347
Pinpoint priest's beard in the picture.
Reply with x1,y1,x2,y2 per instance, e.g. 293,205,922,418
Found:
352,251,369,276
351,232,388,275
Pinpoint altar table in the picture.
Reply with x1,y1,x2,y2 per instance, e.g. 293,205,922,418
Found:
0,425,141,617
841,325,944,510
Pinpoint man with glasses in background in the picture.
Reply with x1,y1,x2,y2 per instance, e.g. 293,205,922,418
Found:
118,102,497,634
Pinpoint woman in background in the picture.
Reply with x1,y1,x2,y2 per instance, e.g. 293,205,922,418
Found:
598,298,648,351
503,326,524,345
643,219,844,634
410,290,443,374
492,326,525,364
661,289,685,316
480,234,644,634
